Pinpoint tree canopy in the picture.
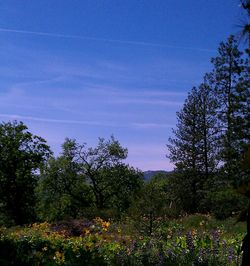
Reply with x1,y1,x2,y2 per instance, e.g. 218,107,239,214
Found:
0,121,51,225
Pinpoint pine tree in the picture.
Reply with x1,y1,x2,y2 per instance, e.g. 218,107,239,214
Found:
208,35,249,183
239,0,250,51
197,81,219,176
167,84,218,212
168,87,201,173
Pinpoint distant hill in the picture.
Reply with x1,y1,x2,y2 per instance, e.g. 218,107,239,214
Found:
143,170,170,181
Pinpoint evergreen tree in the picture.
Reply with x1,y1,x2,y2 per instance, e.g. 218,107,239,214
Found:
239,0,250,50
196,80,219,180
167,84,217,212
168,87,201,173
208,35,249,183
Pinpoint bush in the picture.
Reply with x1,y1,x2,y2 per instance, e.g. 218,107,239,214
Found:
206,188,247,219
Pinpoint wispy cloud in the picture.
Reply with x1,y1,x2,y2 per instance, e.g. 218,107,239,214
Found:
0,113,174,130
0,27,216,52
132,122,174,129
0,114,116,127
86,85,187,98
113,98,183,106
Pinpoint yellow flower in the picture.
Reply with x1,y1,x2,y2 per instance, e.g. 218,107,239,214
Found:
82,228,90,235
102,221,110,229
85,242,93,250
54,251,65,263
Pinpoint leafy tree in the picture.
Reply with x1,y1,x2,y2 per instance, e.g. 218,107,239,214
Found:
37,136,143,220
77,136,142,210
96,164,143,212
0,121,51,225
36,139,92,221
129,178,176,236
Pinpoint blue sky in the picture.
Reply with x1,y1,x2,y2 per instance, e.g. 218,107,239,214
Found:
0,0,245,170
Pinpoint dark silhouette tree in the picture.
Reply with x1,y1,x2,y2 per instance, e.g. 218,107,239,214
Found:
0,121,51,225
239,0,250,50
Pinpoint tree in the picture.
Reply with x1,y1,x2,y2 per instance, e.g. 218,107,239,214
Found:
77,136,142,210
167,84,217,212
37,136,143,220
0,121,51,225
129,178,176,236
239,0,250,50
196,80,219,179
167,87,201,172
208,35,249,183
96,164,143,213
36,139,92,221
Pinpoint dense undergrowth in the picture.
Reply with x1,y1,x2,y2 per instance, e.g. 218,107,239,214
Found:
0,214,245,265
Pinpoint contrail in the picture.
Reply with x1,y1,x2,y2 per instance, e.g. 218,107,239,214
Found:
0,27,216,52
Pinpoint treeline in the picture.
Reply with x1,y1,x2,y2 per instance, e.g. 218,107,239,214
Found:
167,35,250,218
0,122,144,226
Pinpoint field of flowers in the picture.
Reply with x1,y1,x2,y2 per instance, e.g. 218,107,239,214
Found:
0,215,245,265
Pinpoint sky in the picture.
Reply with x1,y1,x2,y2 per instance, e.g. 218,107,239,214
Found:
0,0,245,171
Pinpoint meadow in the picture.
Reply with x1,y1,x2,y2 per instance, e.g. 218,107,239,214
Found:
0,214,245,265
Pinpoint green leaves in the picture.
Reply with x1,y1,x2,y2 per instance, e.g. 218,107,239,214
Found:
0,121,51,225
37,136,143,220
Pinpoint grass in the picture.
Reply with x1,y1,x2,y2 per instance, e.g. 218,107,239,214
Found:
0,214,246,265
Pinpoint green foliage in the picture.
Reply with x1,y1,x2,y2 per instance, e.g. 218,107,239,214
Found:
0,121,51,225
167,84,218,213
0,221,118,265
205,188,248,220
209,35,250,183
37,136,143,221
0,217,244,265
77,136,131,209
167,35,250,216
129,178,179,236
36,139,92,221
97,164,143,213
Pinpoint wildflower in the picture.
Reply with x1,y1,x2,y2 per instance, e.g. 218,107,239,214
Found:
82,228,90,235
85,242,93,250
53,251,65,263
199,220,205,226
102,221,110,231
186,231,195,252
